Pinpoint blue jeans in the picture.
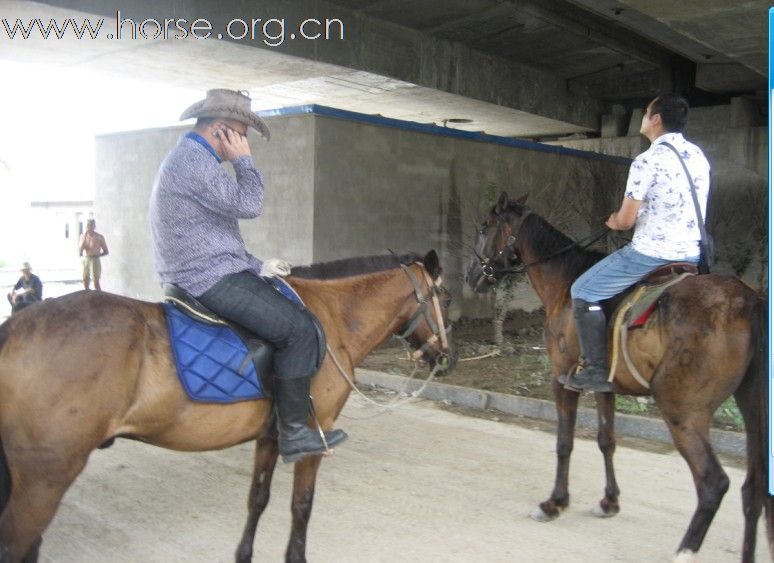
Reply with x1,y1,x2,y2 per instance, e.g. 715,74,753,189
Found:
197,271,319,380
571,244,698,302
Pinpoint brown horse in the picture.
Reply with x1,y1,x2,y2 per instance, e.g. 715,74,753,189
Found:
465,193,770,562
0,251,455,563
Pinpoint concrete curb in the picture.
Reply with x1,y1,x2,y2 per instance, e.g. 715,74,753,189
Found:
355,369,746,458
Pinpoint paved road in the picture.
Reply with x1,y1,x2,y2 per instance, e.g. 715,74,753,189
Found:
42,395,769,562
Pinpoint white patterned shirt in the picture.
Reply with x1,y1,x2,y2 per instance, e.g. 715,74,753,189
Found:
625,132,710,260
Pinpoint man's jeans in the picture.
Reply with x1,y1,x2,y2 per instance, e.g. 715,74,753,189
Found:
197,271,319,380
571,244,698,302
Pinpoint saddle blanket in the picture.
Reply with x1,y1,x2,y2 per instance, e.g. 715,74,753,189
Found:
164,302,268,403
608,271,695,389
163,276,310,404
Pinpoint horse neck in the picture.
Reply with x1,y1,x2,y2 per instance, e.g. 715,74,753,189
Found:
515,224,576,312
290,268,415,366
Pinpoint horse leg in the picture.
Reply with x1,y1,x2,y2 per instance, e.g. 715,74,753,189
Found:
235,436,280,563
285,455,323,563
0,443,36,563
733,354,768,563
531,381,579,522
591,391,619,518
19,538,40,563
0,457,87,562
663,413,729,560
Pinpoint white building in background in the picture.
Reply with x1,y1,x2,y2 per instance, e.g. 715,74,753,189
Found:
29,200,94,271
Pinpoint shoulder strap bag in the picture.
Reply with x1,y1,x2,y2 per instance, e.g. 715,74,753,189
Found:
661,141,714,274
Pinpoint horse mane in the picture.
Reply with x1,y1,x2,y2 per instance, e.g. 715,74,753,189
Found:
503,201,606,278
290,253,422,280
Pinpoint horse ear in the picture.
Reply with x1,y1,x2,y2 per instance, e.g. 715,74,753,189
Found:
514,193,529,205
495,192,509,213
423,250,441,278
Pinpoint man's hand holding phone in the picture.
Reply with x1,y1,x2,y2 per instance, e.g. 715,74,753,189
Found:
215,126,251,162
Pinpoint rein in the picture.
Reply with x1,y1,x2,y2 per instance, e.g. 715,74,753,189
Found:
479,209,608,281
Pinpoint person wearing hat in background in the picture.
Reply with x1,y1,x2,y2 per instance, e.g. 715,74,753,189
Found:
79,218,109,290
6,262,42,314
149,89,347,463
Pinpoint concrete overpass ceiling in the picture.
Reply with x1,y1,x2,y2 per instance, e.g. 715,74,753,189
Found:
3,0,767,139
330,0,767,101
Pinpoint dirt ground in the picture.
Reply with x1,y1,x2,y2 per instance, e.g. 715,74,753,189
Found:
43,396,769,562
360,311,744,432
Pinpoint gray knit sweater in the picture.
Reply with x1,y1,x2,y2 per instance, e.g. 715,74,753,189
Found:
149,135,265,296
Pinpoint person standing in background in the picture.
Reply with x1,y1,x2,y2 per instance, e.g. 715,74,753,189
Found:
79,218,109,290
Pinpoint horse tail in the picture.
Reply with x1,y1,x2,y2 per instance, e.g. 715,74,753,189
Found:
733,297,772,556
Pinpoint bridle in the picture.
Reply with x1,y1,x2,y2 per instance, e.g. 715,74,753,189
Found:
475,207,608,283
396,262,452,368
475,208,532,283
324,259,453,414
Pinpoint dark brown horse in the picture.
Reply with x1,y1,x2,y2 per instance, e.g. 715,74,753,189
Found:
465,193,770,562
0,251,454,563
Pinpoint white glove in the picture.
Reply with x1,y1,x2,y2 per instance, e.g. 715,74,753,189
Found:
261,258,292,277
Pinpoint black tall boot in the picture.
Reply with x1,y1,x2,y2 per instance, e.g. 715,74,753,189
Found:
564,299,613,393
275,376,348,463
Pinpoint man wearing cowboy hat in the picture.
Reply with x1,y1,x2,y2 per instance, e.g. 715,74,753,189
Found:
149,89,346,463
7,261,42,315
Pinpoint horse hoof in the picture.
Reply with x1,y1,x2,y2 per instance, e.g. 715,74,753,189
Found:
530,505,558,522
673,549,697,562
591,503,619,518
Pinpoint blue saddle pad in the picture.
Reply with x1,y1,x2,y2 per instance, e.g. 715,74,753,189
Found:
267,275,303,305
163,302,267,403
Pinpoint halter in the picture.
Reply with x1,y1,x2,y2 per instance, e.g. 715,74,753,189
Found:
397,262,452,366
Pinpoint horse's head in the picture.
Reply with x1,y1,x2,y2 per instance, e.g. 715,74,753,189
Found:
465,191,530,294
397,250,456,373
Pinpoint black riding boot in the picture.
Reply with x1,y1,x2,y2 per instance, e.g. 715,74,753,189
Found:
564,299,613,393
275,376,348,463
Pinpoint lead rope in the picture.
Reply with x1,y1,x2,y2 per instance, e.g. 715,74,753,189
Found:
328,341,445,419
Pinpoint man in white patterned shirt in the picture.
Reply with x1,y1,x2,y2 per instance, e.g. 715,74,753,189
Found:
565,94,710,393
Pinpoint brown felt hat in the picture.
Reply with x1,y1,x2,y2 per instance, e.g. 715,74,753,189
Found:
180,89,270,141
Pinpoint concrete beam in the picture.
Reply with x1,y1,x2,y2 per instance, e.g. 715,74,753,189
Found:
40,0,604,130
696,63,767,94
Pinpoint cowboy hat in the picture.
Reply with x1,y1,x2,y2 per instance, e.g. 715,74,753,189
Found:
20,262,31,271
180,89,270,141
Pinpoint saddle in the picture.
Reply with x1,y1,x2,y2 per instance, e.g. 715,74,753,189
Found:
607,262,698,389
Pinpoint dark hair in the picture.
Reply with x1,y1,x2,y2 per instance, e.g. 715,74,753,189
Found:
650,94,689,132
195,117,217,129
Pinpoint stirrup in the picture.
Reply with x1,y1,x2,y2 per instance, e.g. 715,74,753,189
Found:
563,370,612,393
308,395,334,457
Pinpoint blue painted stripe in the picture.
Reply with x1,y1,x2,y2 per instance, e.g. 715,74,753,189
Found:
256,104,632,164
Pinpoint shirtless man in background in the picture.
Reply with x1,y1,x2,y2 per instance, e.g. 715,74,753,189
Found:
79,218,109,290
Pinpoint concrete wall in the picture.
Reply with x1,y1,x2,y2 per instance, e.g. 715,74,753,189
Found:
311,111,630,317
